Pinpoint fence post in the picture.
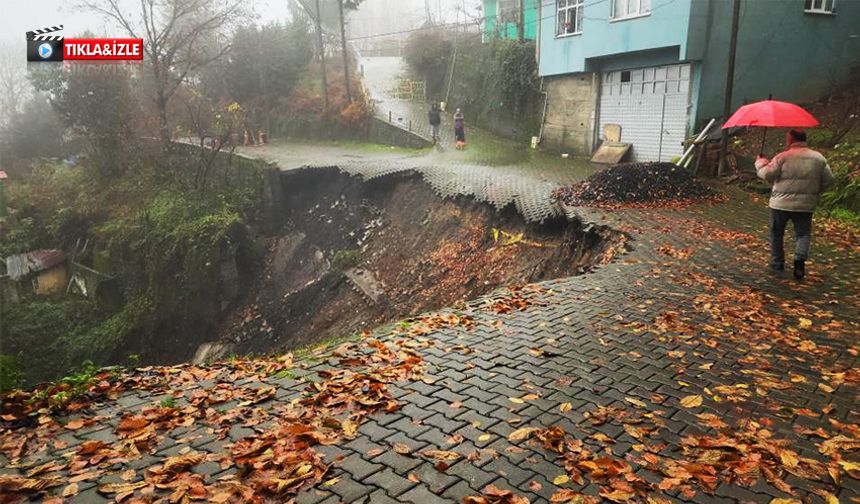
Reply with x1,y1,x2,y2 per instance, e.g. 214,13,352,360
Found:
409,120,412,132
389,111,392,123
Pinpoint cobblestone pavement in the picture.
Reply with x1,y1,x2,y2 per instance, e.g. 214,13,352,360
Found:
2,172,859,503
238,141,597,222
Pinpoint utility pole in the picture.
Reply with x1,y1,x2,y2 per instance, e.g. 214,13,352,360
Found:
517,0,525,41
718,0,741,177
425,0,432,25
338,0,352,103
314,0,329,109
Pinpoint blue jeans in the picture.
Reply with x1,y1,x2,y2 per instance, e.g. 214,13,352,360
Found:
430,124,440,139
770,208,813,267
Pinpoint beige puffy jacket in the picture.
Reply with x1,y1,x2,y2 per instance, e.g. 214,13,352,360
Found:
755,142,835,213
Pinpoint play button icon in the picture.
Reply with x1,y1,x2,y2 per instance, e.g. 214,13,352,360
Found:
38,43,53,59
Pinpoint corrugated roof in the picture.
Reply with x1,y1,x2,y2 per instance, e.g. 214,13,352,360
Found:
5,249,66,281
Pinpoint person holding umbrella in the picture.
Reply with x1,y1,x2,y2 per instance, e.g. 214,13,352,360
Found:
755,129,834,279
723,99,834,280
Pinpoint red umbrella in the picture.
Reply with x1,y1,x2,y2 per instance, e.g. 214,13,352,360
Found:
722,99,819,155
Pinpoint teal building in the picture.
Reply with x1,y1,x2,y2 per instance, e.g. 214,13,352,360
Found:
483,0,539,40
534,0,860,161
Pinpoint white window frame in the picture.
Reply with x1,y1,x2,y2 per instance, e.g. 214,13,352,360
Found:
611,0,651,20
556,0,584,37
805,0,836,14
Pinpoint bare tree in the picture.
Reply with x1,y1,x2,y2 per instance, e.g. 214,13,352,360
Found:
0,42,30,129
81,0,249,159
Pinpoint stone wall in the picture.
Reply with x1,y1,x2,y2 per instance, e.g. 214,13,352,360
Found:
540,72,598,156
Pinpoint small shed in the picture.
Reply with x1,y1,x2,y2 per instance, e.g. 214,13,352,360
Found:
5,249,69,296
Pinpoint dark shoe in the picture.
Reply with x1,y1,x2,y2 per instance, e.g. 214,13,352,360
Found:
770,262,785,272
793,259,805,280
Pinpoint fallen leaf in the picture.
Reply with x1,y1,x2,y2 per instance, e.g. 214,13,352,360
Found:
65,419,85,430
508,427,541,442
422,449,461,461
393,443,412,454
553,474,570,485
624,397,647,408
559,402,573,413
408,473,420,483
528,480,543,492
97,481,147,494
509,397,525,404
62,483,79,498
680,395,703,408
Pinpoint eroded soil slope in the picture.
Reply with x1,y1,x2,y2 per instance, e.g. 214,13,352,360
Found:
211,169,625,357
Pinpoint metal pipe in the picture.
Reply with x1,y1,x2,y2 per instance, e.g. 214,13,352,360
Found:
677,118,716,167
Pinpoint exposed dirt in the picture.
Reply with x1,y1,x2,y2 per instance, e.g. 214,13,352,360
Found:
210,169,626,359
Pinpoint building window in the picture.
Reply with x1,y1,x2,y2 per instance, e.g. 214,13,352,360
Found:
611,0,651,19
805,0,836,13
557,0,583,36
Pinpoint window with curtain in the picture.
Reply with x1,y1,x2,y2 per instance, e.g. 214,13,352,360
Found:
557,0,584,36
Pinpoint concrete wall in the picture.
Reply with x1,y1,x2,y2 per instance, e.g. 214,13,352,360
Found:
483,0,539,41
538,0,693,76
540,73,598,154
368,118,433,149
692,0,860,125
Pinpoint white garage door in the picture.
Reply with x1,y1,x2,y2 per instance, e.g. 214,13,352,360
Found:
598,64,691,162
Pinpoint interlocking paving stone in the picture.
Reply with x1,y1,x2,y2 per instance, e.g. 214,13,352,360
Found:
363,468,417,498
337,453,385,481
445,461,497,491
400,483,457,504
327,475,373,502
374,450,423,474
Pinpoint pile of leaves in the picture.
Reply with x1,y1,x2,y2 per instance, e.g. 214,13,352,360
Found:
553,162,723,209
0,336,426,502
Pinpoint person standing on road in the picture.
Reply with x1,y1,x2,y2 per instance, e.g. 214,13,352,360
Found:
428,103,442,144
755,129,834,280
454,108,466,149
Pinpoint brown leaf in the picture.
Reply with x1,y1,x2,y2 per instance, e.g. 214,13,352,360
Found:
624,397,647,408
408,473,420,483
422,449,461,461
528,480,542,492
1,475,62,493
341,418,358,438
393,443,412,454
97,481,147,494
680,395,703,408
62,483,79,498
65,419,85,430
508,427,541,442
559,402,573,413
551,489,597,503
600,488,635,502
159,452,204,478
